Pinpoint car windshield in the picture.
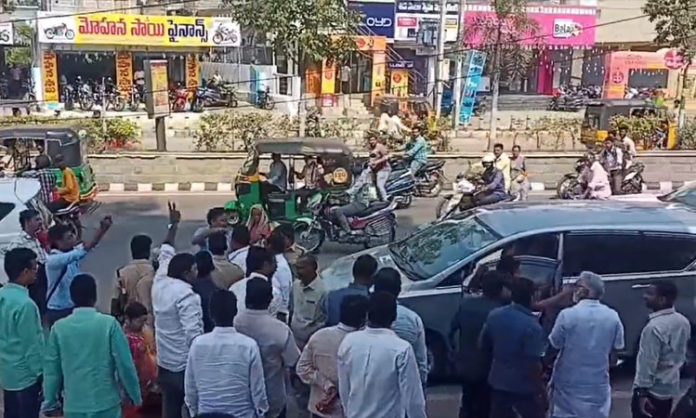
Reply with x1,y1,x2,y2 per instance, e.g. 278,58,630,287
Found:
388,216,499,280
659,184,696,206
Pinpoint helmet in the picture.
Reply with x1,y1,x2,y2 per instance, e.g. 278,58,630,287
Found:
481,153,496,164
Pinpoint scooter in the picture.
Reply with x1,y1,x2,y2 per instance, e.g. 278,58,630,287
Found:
435,172,477,221
192,80,238,111
557,158,588,200
621,161,645,194
256,86,275,110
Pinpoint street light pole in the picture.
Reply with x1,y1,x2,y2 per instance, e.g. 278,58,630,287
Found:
433,0,447,119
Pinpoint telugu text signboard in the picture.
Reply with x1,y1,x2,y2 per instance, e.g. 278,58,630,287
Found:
42,52,59,103
37,12,241,47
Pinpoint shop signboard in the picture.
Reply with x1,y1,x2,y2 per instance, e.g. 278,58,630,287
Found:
37,12,241,47
348,2,395,39
463,5,597,48
144,60,169,118
394,14,458,42
0,23,13,45
390,70,408,97
459,50,486,125
42,51,59,103
116,52,133,95
186,54,201,92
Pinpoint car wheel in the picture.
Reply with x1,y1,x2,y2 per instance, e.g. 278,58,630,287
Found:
426,331,448,380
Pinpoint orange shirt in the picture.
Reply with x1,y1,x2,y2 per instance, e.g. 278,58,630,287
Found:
60,167,80,203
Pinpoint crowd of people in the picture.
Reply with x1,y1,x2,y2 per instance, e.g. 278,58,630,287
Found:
1,199,695,418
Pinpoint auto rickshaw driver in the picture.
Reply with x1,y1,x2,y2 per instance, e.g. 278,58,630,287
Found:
294,155,325,211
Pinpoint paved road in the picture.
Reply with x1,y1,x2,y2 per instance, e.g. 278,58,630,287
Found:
3,191,685,417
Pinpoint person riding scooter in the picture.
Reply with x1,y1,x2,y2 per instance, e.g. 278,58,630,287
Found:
474,154,508,206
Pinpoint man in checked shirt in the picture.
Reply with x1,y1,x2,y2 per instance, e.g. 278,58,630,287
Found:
21,155,57,206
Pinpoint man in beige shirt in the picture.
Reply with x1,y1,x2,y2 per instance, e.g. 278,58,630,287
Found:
296,294,368,418
291,254,327,349
115,235,155,316
208,232,244,289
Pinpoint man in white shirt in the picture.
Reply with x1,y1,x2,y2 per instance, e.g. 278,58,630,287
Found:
229,246,282,317
296,294,368,418
378,109,409,140
228,225,251,274
374,268,429,387
338,292,426,418
152,203,204,418
235,278,301,418
185,290,268,418
268,230,292,322
619,126,637,165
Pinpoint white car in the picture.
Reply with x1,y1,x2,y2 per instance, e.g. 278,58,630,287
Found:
0,177,51,284
610,182,696,206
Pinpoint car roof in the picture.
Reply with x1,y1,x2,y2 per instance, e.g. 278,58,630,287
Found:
0,177,40,204
256,138,352,156
468,200,696,236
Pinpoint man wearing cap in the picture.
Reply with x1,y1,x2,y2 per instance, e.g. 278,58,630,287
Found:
546,271,625,418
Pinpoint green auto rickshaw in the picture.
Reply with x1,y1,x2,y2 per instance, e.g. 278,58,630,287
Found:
0,126,98,201
225,137,354,225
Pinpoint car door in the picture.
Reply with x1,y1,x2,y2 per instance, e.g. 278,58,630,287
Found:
562,230,696,357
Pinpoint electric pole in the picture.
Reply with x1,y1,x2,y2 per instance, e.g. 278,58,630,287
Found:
452,0,466,129
433,0,448,118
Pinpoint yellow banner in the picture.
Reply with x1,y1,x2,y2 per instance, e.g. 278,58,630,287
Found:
116,52,133,95
42,51,59,103
391,69,409,97
371,51,387,105
38,12,241,48
147,60,169,116
186,54,200,92
321,59,336,107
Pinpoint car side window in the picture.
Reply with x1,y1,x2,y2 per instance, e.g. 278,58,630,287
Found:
0,203,14,223
563,232,696,276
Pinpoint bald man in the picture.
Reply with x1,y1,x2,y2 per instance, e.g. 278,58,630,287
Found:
546,272,625,418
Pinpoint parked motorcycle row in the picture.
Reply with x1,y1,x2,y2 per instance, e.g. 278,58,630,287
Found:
548,84,603,112
58,77,274,113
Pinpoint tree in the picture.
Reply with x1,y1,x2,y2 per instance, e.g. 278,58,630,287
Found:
227,0,360,134
463,0,539,146
6,24,34,68
643,0,696,127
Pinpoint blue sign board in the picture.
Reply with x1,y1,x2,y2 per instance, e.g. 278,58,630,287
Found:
349,2,396,39
459,51,486,125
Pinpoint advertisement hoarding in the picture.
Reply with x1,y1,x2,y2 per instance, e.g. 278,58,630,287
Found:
348,2,395,39
144,60,169,118
37,12,241,47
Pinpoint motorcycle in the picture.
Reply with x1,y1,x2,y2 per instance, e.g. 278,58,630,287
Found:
104,84,126,111
390,157,446,198
77,81,94,111
170,84,190,112
192,81,238,111
293,192,398,253
556,158,587,200
22,80,40,113
44,24,75,40
128,84,145,111
256,85,275,110
62,83,76,110
621,161,645,194
212,26,239,45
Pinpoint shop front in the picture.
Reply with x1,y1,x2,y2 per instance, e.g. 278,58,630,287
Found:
463,4,598,95
316,35,388,108
36,11,240,105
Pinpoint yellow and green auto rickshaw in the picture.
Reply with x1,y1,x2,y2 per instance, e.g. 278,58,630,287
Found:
581,99,678,149
224,137,355,224
0,126,98,200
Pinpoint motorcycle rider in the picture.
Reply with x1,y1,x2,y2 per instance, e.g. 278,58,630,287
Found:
404,125,430,175
618,126,637,167
600,132,624,195
211,70,223,87
367,131,390,201
332,167,373,235
493,143,512,193
474,154,508,206
582,154,611,200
